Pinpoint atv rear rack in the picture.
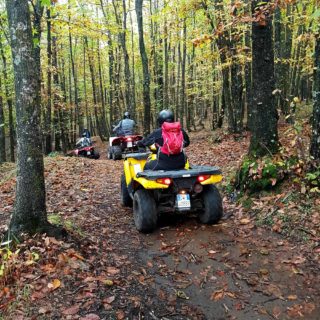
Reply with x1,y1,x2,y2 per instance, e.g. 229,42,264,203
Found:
136,166,221,180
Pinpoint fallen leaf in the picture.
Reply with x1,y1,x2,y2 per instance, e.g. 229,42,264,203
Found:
80,314,100,320
287,295,297,300
259,268,269,276
293,256,306,265
38,307,49,314
225,291,236,298
272,305,282,319
210,289,224,301
260,249,269,255
107,267,120,275
62,305,80,315
103,279,114,286
240,218,251,225
48,279,61,290
116,310,125,320
104,296,115,304
175,290,189,300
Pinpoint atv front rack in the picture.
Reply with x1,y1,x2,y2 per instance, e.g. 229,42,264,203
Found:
136,166,221,180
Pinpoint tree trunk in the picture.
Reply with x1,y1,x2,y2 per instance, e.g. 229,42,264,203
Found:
97,40,108,136
245,28,253,130
52,27,63,152
112,0,134,114
249,0,279,156
310,36,320,160
45,7,52,154
5,0,62,238
129,9,137,117
84,37,104,140
136,0,151,134
68,7,81,136
0,35,15,162
180,19,187,128
163,17,169,109
0,76,5,163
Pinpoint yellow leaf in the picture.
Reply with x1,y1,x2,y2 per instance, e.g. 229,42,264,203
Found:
240,218,251,225
210,290,224,301
48,279,61,290
259,268,269,275
103,279,114,286
287,294,297,300
176,290,189,300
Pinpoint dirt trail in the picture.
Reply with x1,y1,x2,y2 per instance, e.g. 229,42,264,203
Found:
1,133,319,319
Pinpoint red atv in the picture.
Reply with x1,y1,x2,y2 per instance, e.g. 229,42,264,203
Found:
72,145,100,159
108,135,143,160
69,138,100,159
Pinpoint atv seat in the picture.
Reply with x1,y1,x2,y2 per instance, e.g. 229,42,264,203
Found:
137,166,222,179
125,152,151,160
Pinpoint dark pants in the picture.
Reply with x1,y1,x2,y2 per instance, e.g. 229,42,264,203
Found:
144,152,186,171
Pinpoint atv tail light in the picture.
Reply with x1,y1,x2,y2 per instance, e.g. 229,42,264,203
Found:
126,137,133,142
197,175,210,182
193,183,203,193
156,178,172,185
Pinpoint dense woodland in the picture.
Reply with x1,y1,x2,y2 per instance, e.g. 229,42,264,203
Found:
0,1,320,318
0,0,319,237
0,0,319,158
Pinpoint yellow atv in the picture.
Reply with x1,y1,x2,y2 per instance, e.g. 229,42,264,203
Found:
121,149,223,233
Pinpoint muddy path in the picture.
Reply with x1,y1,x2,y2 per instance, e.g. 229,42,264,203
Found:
1,133,319,319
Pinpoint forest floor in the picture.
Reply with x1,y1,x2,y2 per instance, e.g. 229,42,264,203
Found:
0,128,319,320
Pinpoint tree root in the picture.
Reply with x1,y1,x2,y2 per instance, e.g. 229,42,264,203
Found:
2,222,68,244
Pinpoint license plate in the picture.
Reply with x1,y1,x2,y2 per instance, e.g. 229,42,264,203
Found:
87,151,91,155
176,193,191,210
127,142,133,148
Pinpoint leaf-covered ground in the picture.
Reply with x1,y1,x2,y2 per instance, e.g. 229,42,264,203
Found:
0,130,319,319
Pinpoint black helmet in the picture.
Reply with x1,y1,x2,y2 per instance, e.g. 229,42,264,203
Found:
124,111,130,119
158,109,174,126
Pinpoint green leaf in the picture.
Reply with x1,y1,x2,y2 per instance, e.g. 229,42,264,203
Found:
311,9,320,20
41,0,51,7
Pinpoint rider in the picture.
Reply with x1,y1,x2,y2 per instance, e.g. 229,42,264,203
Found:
82,128,91,139
113,111,135,136
137,109,190,170
76,132,92,148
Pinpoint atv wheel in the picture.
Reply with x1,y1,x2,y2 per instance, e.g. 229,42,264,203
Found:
133,189,157,233
112,145,122,160
199,185,223,224
121,174,133,207
92,150,100,159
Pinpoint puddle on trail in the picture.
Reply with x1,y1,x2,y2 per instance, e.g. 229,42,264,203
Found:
138,216,319,319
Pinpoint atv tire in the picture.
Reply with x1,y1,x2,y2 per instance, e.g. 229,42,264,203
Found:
199,185,223,224
121,174,133,207
112,145,122,160
133,189,157,233
92,150,100,159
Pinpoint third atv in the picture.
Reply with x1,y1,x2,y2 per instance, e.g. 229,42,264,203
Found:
121,147,223,233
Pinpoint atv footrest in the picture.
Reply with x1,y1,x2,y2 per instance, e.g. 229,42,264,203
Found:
137,166,221,179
